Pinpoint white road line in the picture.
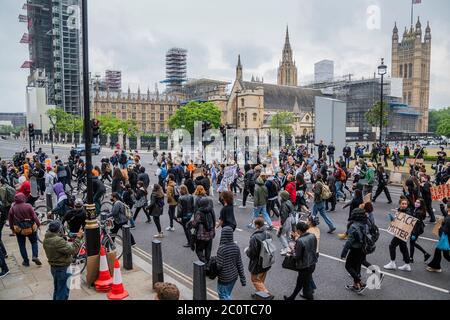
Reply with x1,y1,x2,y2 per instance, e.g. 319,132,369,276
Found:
319,253,449,294
131,245,219,299
236,228,244,232
379,228,438,243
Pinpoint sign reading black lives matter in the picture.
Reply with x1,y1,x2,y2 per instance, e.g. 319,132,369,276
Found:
387,211,419,242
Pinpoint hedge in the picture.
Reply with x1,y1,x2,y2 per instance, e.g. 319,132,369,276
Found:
361,153,440,162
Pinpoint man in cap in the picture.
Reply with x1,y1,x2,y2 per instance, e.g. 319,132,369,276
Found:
43,220,83,300
62,198,86,234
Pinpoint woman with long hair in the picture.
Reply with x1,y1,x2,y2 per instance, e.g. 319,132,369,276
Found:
111,168,124,195
134,180,150,224
410,198,431,263
148,184,165,238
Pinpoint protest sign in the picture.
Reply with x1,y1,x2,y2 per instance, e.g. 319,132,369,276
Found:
218,165,237,192
430,184,450,201
387,211,419,242
432,218,444,237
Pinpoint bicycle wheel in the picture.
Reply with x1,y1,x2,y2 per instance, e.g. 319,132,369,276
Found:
103,234,123,260
72,243,87,275
35,205,49,225
101,201,112,213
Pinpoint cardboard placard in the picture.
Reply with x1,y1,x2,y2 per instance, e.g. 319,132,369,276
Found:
406,158,424,165
387,211,419,242
432,218,444,237
431,185,450,201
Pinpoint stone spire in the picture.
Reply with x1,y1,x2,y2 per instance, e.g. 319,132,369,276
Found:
277,25,298,86
236,54,243,81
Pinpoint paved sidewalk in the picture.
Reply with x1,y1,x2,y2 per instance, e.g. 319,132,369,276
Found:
0,227,192,300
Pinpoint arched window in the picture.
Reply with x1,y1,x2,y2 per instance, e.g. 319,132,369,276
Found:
404,64,408,78
409,63,413,78
399,65,403,77
241,98,245,107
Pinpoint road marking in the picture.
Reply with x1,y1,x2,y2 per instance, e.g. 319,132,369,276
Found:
236,228,243,232
379,228,438,243
319,253,450,294
131,245,219,300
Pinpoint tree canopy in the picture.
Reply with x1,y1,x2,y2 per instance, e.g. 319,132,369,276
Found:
168,101,221,134
365,101,389,127
97,114,138,138
429,107,450,135
269,111,295,136
46,108,83,133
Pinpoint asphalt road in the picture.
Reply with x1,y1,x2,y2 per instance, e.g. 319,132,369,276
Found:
1,139,449,300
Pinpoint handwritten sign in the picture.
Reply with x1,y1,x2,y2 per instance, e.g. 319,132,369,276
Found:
431,185,450,201
218,165,237,192
387,211,419,242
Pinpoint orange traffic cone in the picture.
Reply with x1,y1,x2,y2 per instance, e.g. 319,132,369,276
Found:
107,259,129,300
94,246,113,292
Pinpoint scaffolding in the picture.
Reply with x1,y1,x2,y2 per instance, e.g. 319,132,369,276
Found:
105,70,122,92
162,48,187,93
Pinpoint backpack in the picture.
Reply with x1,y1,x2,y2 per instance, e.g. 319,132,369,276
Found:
157,197,165,208
259,232,276,269
204,210,215,231
362,222,379,255
0,185,16,208
160,167,168,180
205,256,219,280
173,185,180,202
318,182,332,200
124,203,132,220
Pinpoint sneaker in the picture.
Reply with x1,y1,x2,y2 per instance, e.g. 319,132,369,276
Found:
183,243,191,248
280,249,288,256
327,228,336,234
22,261,30,267
238,205,247,209
383,261,397,270
424,253,431,262
337,233,348,240
426,266,442,273
153,233,164,238
0,270,10,279
32,257,42,266
398,264,411,272
165,226,173,231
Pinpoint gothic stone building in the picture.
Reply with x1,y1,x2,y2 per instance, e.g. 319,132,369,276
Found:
391,18,431,133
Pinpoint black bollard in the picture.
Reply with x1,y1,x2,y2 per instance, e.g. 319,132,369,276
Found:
46,193,53,213
152,240,164,288
193,261,207,300
122,225,133,270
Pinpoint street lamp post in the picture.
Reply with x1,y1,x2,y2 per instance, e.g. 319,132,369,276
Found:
81,0,101,279
378,58,387,146
235,90,241,164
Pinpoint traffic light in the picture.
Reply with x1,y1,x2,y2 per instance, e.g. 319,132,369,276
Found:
28,123,35,138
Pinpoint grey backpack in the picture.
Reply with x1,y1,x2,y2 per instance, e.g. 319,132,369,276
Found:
259,232,276,269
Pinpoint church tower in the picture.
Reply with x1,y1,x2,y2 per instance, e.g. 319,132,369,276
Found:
277,26,298,86
391,17,431,133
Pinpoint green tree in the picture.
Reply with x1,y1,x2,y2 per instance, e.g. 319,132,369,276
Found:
46,108,82,133
365,102,389,127
429,107,450,134
437,117,450,137
270,111,295,136
168,101,221,134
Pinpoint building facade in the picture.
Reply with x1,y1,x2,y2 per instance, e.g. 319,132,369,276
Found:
0,113,27,128
277,26,298,87
391,18,431,133
20,0,82,115
314,60,334,83
92,87,181,134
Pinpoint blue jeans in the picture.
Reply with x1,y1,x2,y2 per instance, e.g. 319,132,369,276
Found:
335,181,345,200
51,266,70,300
253,206,272,227
217,279,236,300
312,201,335,231
16,232,39,263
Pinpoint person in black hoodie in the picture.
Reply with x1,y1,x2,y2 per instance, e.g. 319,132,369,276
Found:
137,166,150,190
420,175,436,223
372,165,392,204
216,226,246,300
195,171,211,196
240,164,255,209
62,199,86,233
410,198,430,263
384,199,412,271
343,189,364,220
265,176,280,218
128,166,138,192
177,185,195,247
217,191,237,231
245,217,273,299
184,171,196,195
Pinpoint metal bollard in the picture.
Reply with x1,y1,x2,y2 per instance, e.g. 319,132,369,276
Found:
46,193,53,213
152,240,164,288
122,225,133,270
193,261,207,300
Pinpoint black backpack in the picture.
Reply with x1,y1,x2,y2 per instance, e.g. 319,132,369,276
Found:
361,222,379,255
205,256,219,280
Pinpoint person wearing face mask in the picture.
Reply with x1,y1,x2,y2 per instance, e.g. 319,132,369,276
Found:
410,198,431,263
384,199,412,272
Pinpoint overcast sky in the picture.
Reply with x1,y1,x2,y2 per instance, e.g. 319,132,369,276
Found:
1,0,449,113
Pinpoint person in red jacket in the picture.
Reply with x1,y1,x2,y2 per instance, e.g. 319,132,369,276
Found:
285,175,297,204
8,193,41,266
